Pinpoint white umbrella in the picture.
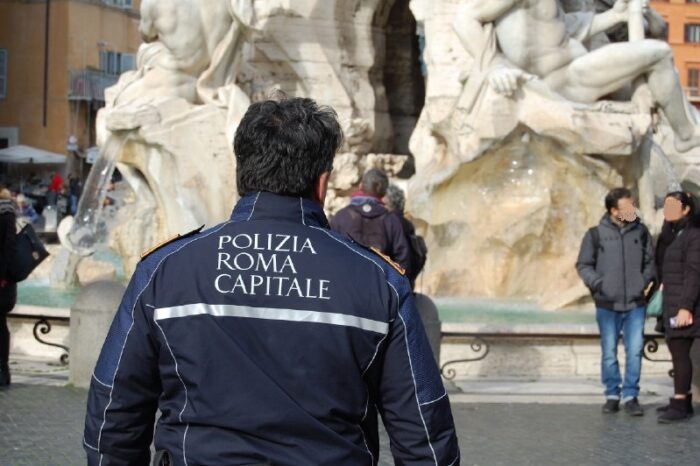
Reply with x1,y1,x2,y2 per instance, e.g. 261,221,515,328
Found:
0,145,66,164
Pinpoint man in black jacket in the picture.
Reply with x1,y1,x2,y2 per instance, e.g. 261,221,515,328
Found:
0,187,17,387
331,169,411,275
576,187,656,416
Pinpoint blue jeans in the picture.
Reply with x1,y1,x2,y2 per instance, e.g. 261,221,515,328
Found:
70,194,78,215
595,306,645,401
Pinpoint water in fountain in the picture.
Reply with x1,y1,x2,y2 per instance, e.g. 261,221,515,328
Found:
49,135,127,287
65,135,127,255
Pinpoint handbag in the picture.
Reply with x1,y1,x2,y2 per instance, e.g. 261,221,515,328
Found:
9,223,50,282
646,288,663,318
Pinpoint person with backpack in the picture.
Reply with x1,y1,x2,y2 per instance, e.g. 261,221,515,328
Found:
385,184,427,289
576,187,656,416
330,169,411,275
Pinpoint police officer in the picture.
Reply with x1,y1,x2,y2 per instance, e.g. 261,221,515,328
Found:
84,97,460,465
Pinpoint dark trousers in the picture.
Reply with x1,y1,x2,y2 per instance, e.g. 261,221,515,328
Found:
0,313,8,367
0,283,16,368
667,337,697,395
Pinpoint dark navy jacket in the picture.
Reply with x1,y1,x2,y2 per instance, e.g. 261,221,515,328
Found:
330,196,411,275
84,192,460,466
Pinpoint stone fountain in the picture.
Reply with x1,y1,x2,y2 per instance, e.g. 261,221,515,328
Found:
59,0,700,311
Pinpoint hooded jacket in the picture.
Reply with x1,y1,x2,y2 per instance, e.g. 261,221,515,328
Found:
330,195,411,274
576,215,656,311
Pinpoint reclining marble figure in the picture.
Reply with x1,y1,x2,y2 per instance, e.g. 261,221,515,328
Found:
455,0,700,152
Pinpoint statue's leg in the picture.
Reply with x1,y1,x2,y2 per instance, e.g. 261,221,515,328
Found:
550,40,699,152
548,40,670,102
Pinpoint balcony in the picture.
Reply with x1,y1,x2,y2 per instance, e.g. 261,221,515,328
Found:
68,69,119,102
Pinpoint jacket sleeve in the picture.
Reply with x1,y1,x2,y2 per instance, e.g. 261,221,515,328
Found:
576,229,602,292
679,232,700,312
377,282,460,465
329,209,348,235
84,264,161,466
641,226,656,287
0,212,16,281
386,214,412,274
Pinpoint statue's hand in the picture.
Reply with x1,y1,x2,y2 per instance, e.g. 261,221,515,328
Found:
612,0,629,16
487,68,534,97
613,0,650,18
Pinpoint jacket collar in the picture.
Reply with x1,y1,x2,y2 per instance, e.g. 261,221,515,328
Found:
599,213,640,234
230,192,330,228
0,199,15,215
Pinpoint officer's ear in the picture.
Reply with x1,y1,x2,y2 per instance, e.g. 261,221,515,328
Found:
312,171,331,206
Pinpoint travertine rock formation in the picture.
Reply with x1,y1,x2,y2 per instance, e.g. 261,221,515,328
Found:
406,0,689,306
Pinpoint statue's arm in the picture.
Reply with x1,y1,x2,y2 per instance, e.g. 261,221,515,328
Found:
454,0,518,59
453,5,488,59
588,8,627,38
469,0,519,22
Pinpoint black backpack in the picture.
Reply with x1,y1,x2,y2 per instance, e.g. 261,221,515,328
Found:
408,233,428,281
346,207,391,253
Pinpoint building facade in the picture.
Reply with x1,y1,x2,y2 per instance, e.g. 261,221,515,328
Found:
0,0,141,162
652,0,700,107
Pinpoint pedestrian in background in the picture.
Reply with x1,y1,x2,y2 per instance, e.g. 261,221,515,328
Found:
331,169,411,273
384,184,428,289
15,194,39,226
0,186,17,387
47,171,63,206
68,174,82,215
655,191,700,423
576,187,656,416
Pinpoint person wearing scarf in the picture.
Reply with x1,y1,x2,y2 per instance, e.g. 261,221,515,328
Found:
655,191,700,423
330,169,411,275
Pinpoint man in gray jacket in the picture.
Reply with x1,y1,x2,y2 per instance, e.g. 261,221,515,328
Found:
576,187,656,416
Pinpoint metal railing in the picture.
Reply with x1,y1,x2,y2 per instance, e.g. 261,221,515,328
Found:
7,313,69,365
68,69,118,102
439,331,672,380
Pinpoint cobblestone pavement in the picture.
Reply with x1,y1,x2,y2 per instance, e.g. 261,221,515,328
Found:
1,383,699,465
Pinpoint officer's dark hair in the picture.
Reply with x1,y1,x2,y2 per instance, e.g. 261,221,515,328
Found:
605,187,632,214
361,169,389,198
234,97,343,197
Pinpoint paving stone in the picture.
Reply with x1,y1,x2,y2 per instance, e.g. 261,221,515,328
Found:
1,384,699,465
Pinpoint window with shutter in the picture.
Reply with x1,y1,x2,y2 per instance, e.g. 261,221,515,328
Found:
688,68,700,96
685,24,700,43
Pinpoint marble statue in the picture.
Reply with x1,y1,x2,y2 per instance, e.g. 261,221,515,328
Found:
88,0,417,275
62,0,700,309
113,0,253,108
406,0,688,307
89,0,254,275
456,0,700,153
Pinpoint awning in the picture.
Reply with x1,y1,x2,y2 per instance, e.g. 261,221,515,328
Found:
0,145,66,164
